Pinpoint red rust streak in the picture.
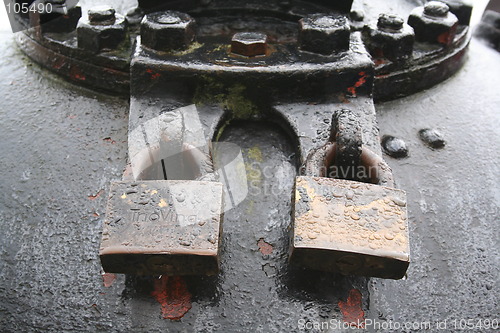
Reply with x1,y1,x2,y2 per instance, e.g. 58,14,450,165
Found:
88,189,104,201
257,238,273,255
347,72,368,96
70,66,86,81
103,137,116,144
102,273,116,288
146,69,161,80
338,289,365,328
152,276,192,320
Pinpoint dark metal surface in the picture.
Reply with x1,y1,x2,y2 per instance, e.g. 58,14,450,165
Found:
12,0,473,100
0,1,498,333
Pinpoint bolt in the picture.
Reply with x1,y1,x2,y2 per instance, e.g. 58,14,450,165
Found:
363,14,414,61
408,3,458,45
125,7,145,26
88,6,116,25
382,136,409,158
419,129,446,149
350,9,365,22
299,14,351,55
231,32,268,57
77,7,127,53
140,11,196,52
378,14,404,31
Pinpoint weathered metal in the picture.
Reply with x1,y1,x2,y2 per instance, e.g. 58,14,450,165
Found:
419,128,446,149
440,0,473,26
7,0,476,283
298,14,350,55
231,32,268,57
363,14,415,61
291,176,409,279
13,0,474,101
100,180,224,276
140,11,196,52
382,136,409,159
1,0,499,328
408,1,459,46
77,6,127,54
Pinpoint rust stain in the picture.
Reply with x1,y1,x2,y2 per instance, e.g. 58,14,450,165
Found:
102,273,116,288
438,31,452,45
294,177,408,255
88,189,104,201
146,69,161,80
52,58,65,70
70,66,86,81
347,71,368,96
338,289,365,328
152,276,192,320
257,238,273,255
103,137,116,144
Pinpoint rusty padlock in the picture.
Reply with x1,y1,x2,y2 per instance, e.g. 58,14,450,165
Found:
290,110,410,279
100,109,225,276
100,179,224,276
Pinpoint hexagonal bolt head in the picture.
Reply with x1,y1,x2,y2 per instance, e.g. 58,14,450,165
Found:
439,0,473,26
299,14,351,55
77,7,127,54
363,14,415,61
231,32,268,57
408,2,459,46
140,11,196,52
88,6,116,25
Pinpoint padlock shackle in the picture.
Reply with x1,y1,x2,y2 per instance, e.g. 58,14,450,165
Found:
303,142,394,187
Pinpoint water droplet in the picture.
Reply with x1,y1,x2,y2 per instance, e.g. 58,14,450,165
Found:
176,193,186,202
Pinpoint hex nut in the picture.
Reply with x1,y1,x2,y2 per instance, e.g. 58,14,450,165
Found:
363,14,415,61
77,6,127,53
408,1,459,45
231,32,268,57
299,14,351,55
438,0,473,25
140,11,196,52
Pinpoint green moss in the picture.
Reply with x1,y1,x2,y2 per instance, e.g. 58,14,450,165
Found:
171,42,204,56
194,78,261,141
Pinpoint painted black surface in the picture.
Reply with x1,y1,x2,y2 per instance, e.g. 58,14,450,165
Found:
0,7,499,333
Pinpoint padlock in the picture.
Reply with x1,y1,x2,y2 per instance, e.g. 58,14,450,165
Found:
100,180,224,276
101,110,225,275
290,110,410,279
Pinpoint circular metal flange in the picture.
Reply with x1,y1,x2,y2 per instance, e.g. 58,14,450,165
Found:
14,0,472,100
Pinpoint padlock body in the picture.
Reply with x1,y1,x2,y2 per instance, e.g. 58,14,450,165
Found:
290,176,409,279
100,180,224,276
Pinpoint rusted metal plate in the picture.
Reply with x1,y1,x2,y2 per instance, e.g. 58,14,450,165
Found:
291,176,409,279
100,180,224,276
